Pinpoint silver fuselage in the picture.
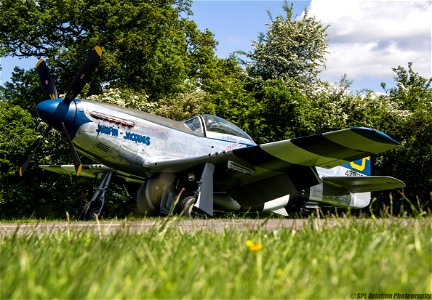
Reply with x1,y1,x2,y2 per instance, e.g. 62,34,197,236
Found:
38,98,256,178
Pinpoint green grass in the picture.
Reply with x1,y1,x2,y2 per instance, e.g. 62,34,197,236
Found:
1,218,431,299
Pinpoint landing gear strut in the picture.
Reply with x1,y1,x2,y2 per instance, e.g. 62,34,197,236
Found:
82,172,113,220
177,163,215,217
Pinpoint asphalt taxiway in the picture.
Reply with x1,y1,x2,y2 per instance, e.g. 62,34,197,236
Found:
0,218,421,236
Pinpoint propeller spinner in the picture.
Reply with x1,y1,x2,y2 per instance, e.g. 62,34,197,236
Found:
19,46,102,177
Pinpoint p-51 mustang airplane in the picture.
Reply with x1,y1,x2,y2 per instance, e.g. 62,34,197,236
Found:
20,46,405,218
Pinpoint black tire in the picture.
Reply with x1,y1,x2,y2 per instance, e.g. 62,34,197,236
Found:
82,200,103,220
189,206,209,219
178,196,196,216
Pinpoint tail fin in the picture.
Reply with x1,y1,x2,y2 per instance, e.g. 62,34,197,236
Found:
342,157,371,176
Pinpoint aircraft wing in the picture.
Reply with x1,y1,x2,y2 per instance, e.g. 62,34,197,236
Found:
322,176,406,193
254,127,400,169
144,127,401,197
149,127,400,173
39,164,145,183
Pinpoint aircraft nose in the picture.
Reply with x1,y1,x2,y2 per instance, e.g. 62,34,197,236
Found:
36,98,77,130
36,99,58,121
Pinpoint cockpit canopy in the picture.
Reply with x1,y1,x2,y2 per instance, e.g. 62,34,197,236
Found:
184,114,255,145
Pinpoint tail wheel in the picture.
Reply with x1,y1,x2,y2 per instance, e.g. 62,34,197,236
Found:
178,196,209,218
179,196,196,216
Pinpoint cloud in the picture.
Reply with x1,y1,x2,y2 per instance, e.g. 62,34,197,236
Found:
307,0,431,85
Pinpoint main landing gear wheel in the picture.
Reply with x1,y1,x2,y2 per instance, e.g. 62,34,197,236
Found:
82,200,103,220
81,172,112,220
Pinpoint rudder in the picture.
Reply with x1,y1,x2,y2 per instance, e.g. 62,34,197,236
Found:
342,156,371,176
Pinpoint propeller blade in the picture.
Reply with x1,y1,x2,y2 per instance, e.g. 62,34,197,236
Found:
35,59,58,99
19,127,52,177
61,122,82,176
63,46,102,104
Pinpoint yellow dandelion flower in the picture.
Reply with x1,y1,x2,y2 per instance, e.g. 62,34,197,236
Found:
246,240,263,252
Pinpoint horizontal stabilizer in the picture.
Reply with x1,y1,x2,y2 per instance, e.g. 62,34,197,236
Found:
322,176,406,193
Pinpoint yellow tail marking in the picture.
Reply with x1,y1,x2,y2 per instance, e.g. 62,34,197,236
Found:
350,157,370,172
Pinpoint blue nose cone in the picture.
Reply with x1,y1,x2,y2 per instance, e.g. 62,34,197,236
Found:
36,98,77,131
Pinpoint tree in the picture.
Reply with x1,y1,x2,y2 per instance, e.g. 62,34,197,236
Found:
0,0,219,100
312,66,432,210
0,102,39,216
0,67,41,113
0,0,240,218
233,1,329,143
247,78,310,143
0,101,93,218
385,62,432,112
200,56,262,140
86,87,213,121
243,1,328,86
376,64,432,207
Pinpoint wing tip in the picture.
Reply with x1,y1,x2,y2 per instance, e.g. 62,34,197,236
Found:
352,127,400,146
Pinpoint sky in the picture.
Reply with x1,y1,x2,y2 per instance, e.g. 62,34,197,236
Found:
191,0,431,91
1,0,431,92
